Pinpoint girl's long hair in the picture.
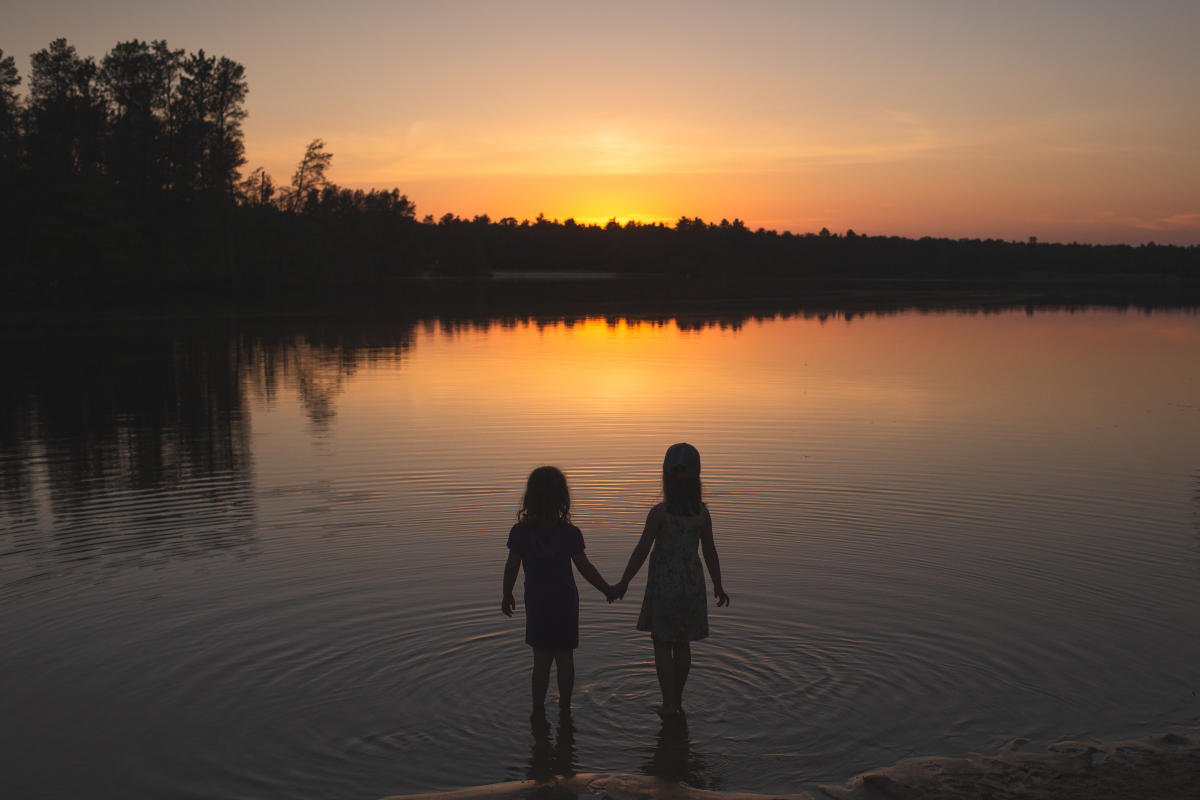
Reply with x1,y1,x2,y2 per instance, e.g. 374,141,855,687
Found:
662,471,704,516
519,466,571,527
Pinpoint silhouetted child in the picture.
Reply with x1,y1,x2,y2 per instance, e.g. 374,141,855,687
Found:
615,443,730,717
502,466,614,715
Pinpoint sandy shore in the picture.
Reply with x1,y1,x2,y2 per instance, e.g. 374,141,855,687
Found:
382,773,816,800
381,733,1200,800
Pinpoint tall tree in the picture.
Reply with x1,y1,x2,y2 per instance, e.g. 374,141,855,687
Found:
0,48,22,237
171,50,210,195
237,166,275,207
173,49,247,200
26,38,106,184
207,55,247,201
100,39,182,202
284,138,332,212
0,49,21,173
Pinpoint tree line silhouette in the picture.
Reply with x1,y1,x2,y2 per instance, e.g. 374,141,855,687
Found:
1,38,1196,303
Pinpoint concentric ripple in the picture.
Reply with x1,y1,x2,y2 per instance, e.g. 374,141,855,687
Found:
2,308,1199,799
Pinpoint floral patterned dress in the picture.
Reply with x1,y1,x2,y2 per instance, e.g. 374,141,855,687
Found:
637,504,709,642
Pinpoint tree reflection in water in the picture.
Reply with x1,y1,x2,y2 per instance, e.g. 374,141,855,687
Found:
0,317,424,566
2,299,1191,570
1192,469,1199,556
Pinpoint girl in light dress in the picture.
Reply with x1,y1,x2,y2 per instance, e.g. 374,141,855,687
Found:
615,443,730,717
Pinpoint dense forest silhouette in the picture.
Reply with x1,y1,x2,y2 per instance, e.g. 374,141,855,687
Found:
1,38,1197,305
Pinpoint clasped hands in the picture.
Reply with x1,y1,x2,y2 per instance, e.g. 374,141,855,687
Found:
604,580,730,606
603,579,629,603
506,580,729,611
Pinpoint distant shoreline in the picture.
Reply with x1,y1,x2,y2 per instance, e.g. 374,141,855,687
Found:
4,270,1198,320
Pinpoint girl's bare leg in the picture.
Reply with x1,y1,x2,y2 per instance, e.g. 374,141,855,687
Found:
532,649,553,713
672,641,691,711
554,650,575,712
653,639,679,714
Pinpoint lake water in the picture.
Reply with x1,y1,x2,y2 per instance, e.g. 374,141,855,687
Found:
2,304,1199,800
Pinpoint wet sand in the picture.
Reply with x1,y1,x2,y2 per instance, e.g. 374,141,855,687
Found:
381,734,1200,800
382,774,816,800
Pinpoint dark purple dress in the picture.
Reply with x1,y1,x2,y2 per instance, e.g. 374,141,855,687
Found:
507,521,585,651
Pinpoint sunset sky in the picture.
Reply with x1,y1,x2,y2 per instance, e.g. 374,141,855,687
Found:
6,0,1200,244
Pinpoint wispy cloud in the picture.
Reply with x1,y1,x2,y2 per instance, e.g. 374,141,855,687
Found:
1131,212,1200,231
329,111,958,181
1057,210,1200,237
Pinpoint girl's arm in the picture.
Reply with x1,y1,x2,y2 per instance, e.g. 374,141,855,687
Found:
501,551,521,616
616,505,664,598
700,510,730,607
571,552,614,602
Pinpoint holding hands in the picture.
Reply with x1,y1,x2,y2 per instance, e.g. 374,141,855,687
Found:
604,579,629,603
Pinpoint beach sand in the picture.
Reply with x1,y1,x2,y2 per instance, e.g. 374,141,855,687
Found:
381,733,1200,800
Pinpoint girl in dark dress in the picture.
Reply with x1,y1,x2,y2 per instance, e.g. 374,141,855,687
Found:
502,466,614,715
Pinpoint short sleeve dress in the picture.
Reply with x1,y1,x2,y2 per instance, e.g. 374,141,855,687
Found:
636,504,710,642
507,521,585,651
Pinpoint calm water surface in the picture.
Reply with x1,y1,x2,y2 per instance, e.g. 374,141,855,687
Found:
2,306,1199,799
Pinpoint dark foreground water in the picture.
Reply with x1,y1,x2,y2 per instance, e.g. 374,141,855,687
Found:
1,304,1199,799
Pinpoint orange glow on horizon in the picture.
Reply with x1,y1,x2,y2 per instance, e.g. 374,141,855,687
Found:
316,154,1200,245
4,3,1196,245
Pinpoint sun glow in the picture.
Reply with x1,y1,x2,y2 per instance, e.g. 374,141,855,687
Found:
569,215,676,227
526,175,683,227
